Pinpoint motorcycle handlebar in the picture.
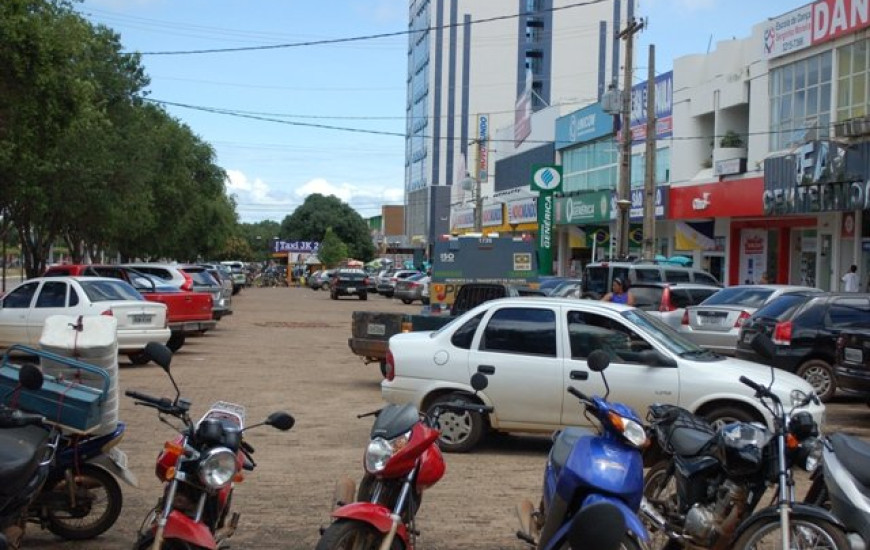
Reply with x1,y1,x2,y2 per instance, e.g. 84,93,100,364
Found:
0,409,45,428
567,386,590,403
738,376,778,403
125,389,175,412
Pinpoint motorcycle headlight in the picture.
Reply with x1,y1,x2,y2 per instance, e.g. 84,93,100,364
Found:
364,432,411,474
197,448,237,489
608,412,648,449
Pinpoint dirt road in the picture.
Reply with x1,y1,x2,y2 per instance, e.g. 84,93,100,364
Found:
23,285,870,549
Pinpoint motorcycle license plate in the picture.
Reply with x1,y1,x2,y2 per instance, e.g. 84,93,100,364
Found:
109,448,128,470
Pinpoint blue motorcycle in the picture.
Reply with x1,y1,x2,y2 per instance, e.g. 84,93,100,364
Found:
516,350,650,550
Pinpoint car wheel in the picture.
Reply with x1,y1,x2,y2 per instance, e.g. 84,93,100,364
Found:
426,393,487,453
401,299,412,305
166,332,185,353
330,291,338,300
797,359,836,402
359,293,367,301
701,404,758,431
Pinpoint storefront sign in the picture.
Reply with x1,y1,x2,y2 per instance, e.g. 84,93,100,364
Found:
765,0,870,59
507,197,538,224
609,186,668,221
452,208,475,230
843,212,857,238
273,240,320,253
555,103,613,150
554,191,611,225
478,115,489,182
714,158,747,177
532,165,562,276
669,178,765,219
482,203,504,227
630,71,673,144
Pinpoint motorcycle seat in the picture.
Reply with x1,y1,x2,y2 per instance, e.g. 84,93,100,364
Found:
830,433,870,488
550,427,595,475
0,426,50,497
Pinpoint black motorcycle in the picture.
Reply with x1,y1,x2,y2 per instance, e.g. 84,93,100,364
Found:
641,368,845,550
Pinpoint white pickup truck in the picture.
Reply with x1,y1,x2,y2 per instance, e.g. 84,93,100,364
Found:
382,297,824,452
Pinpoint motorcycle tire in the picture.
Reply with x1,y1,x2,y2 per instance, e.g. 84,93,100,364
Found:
133,534,196,550
642,461,679,550
730,516,848,550
315,519,404,550
44,464,123,540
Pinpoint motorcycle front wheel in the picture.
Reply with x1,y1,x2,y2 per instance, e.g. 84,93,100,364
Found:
315,520,404,550
642,461,679,550
43,464,123,540
132,534,197,550
731,516,848,549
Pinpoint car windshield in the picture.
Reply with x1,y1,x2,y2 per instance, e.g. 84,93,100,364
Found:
700,287,774,308
621,309,718,358
80,280,143,302
583,267,608,296
752,294,812,321
185,270,219,286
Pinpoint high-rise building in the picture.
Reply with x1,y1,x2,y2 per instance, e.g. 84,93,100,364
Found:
405,0,622,251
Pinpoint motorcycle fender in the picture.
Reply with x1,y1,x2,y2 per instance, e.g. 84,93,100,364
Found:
163,510,217,550
331,502,409,543
581,494,650,544
87,452,139,488
731,503,845,543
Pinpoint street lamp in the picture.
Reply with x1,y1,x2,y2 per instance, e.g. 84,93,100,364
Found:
459,171,482,232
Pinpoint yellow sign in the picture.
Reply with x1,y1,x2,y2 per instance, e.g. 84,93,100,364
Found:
514,253,532,271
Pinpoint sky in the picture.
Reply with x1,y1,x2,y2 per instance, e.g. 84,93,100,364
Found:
74,0,802,224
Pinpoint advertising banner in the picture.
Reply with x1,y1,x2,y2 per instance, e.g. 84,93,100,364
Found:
764,0,870,59
630,71,674,145
554,191,611,225
482,203,504,227
531,165,563,276
609,186,668,221
273,241,320,253
739,229,768,284
555,103,614,150
506,197,538,224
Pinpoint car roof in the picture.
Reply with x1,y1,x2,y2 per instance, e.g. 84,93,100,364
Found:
629,282,722,290
484,296,635,313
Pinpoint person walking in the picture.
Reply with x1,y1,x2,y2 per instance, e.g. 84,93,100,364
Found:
601,277,635,305
842,265,860,292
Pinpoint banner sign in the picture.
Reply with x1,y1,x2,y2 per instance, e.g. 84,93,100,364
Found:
507,197,538,224
478,115,489,182
531,165,562,276
482,203,504,227
764,0,870,59
273,241,320,253
452,208,475,230
609,186,668,221
630,71,674,144
555,103,614,150
554,191,611,225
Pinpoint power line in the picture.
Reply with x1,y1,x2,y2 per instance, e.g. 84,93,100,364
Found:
131,0,609,56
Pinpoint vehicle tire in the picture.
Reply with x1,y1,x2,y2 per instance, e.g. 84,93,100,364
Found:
701,404,758,431
127,352,151,366
359,292,367,301
643,461,678,550
330,291,338,300
797,359,836,403
730,516,847,550
166,332,186,353
315,519,404,550
133,534,194,550
44,465,123,540
379,361,387,377
401,299,412,305
232,286,241,296
426,394,487,453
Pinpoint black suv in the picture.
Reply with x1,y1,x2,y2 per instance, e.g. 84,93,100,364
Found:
330,269,369,300
736,293,870,402
833,328,870,398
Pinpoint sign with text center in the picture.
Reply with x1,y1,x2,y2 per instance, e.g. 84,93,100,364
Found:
531,165,562,276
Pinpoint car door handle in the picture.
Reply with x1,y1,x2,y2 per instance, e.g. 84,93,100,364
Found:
477,365,495,375
570,370,589,381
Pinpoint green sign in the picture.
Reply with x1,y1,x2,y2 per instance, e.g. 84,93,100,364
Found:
532,165,562,276
531,165,563,193
554,191,611,225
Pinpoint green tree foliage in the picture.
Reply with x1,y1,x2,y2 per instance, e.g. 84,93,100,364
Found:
318,227,348,268
236,220,281,260
280,194,375,262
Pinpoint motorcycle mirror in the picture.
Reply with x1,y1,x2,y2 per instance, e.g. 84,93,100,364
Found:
266,411,295,431
750,332,776,361
587,350,611,372
470,373,488,392
567,502,626,550
144,342,173,371
18,363,44,391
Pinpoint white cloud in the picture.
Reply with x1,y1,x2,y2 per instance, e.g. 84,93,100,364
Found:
295,178,404,216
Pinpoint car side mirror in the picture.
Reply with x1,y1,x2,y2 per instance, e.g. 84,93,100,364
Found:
750,332,776,361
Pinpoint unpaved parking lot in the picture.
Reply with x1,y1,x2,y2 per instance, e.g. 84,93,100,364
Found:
24,285,870,549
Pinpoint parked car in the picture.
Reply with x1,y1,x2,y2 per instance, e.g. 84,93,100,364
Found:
546,278,583,297
736,292,870,402
220,261,247,294
200,263,234,314
833,327,870,399
123,263,229,322
382,297,824,452
582,260,721,299
679,284,820,355
307,270,322,290
394,273,429,304
630,282,721,330
377,269,420,297
329,269,368,300
0,277,171,362
309,269,335,290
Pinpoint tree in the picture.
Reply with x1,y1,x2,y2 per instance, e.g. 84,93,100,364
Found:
318,227,348,268
280,194,375,262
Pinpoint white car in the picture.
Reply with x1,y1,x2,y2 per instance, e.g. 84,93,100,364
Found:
0,277,171,362
382,297,824,452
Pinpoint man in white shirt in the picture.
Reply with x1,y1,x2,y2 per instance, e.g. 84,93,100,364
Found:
842,265,860,292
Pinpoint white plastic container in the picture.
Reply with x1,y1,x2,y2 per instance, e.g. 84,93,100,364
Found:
39,315,120,435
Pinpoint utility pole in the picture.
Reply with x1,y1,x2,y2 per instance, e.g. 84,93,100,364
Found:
615,5,643,260
642,44,657,260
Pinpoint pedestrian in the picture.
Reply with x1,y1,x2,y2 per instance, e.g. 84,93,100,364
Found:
601,277,635,306
842,265,860,292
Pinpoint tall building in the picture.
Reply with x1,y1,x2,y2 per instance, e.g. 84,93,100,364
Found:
405,0,622,252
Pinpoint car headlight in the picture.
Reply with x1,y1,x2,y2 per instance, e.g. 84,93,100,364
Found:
198,448,237,489
608,412,648,449
364,431,411,474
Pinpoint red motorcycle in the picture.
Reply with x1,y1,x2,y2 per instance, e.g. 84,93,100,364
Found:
316,374,491,550
126,343,295,549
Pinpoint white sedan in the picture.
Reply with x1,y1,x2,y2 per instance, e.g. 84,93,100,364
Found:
382,297,824,452
0,277,171,361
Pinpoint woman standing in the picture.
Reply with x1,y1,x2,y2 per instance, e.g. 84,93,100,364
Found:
601,277,635,305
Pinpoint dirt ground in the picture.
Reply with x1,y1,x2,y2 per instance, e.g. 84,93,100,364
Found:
22,285,870,550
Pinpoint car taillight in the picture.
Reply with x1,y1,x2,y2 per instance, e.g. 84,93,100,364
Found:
385,350,395,381
363,277,369,286
101,309,113,317
681,310,689,325
773,321,793,345
181,272,194,292
734,310,751,328
660,288,676,312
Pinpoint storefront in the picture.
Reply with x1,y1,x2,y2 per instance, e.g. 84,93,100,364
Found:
553,191,611,275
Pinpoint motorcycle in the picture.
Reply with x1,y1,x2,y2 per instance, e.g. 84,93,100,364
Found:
0,363,59,550
125,342,295,550
515,350,650,550
642,335,845,550
316,373,493,550
566,501,627,550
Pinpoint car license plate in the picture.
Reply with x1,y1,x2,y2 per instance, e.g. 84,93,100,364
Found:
845,348,864,364
698,315,722,326
347,287,356,293
742,332,754,344
367,323,386,336
131,313,153,324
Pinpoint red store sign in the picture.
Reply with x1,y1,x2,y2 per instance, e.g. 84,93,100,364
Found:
669,178,765,220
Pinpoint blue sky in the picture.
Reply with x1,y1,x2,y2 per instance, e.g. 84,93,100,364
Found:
75,0,801,223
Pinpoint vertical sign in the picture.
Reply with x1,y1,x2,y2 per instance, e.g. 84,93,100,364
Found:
531,165,563,275
477,115,489,183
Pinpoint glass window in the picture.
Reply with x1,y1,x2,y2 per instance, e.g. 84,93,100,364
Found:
583,266,609,296
562,138,618,193
567,311,651,363
481,308,556,357
630,287,663,311
689,288,718,304
635,269,662,282
770,51,832,150
2,282,38,309
693,272,720,286
670,289,692,309
827,298,870,328
754,294,812,321
665,270,691,283
700,287,775,308
79,280,143,302
450,312,484,349
836,39,870,121
35,282,68,308
620,309,710,357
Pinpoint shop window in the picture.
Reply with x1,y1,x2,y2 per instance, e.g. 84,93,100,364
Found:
770,52,832,151
837,39,870,121
563,138,618,193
